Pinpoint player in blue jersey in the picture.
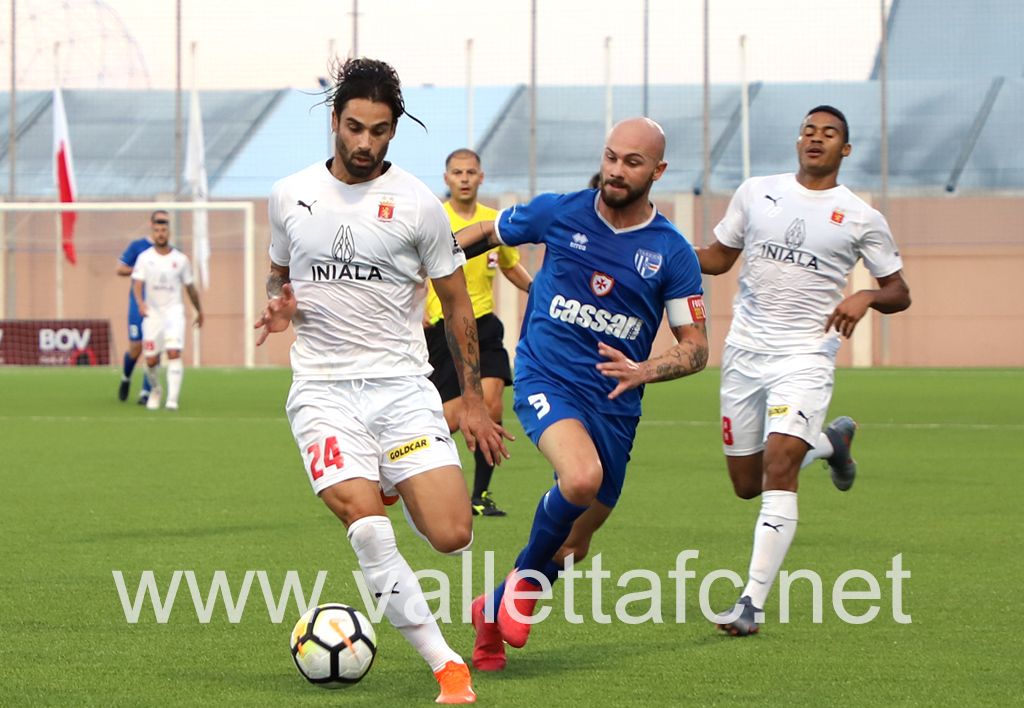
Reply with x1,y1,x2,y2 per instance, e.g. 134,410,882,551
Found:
116,212,164,403
455,117,710,671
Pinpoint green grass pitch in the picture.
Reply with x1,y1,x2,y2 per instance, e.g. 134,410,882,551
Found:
1,366,1021,707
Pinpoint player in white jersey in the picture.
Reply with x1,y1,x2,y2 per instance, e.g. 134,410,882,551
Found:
254,58,509,705
131,216,204,411
697,106,911,636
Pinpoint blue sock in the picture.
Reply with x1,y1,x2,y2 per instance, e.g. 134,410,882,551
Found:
514,549,563,585
142,370,152,393
122,352,136,380
491,485,588,607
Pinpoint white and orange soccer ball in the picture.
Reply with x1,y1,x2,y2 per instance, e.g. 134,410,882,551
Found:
290,603,377,688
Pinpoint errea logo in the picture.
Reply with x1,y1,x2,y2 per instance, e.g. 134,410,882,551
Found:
570,233,589,251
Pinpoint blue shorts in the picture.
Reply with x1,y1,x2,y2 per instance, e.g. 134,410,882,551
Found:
128,296,143,342
513,371,639,508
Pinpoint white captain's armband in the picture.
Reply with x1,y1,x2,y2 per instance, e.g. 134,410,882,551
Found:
666,295,707,327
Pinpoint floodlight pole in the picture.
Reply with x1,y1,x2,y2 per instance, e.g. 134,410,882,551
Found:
174,0,183,241
352,0,359,58
879,0,891,365
740,35,751,181
528,0,537,198
467,39,474,149
190,41,202,368
5,0,16,318
701,0,710,247
642,0,649,117
604,36,613,136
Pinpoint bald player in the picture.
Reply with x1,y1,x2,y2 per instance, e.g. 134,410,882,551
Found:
454,117,710,671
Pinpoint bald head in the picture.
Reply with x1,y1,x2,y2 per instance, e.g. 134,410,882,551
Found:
607,117,666,163
598,117,668,212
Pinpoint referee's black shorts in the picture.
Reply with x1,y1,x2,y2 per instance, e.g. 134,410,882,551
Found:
426,312,513,403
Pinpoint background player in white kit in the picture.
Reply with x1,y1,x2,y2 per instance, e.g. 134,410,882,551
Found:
254,58,510,704
131,217,204,411
697,105,911,636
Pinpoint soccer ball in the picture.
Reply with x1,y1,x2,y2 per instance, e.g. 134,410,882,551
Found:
290,603,377,688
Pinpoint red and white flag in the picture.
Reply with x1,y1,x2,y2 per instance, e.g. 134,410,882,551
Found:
52,85,77,265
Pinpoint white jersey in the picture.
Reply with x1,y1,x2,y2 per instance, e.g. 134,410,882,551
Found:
131,247,194,315
269,160,466,380
714,173,903,355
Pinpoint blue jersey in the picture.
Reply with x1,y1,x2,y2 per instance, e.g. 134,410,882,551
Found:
119,237,153,307
496,189,703,417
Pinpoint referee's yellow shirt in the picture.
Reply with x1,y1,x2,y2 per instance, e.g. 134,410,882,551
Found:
425,202,521,323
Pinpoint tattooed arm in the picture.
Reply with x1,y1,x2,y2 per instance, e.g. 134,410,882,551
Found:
431,266,513,463
254,263,297,346
184,284,204,327
596,321,710,400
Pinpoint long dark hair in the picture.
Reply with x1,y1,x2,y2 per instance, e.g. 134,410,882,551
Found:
324,57,425,130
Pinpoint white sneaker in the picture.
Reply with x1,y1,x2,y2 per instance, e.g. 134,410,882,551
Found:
146,388,162,410
165,401,178,411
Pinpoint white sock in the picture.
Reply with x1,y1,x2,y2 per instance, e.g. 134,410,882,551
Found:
166,359,184,405
144,362,161,393
742,490,798,609
347,516,462,672
800,431,834,470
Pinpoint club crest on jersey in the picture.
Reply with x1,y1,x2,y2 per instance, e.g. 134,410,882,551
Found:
830,207,845,225
784,218,806,249
487,251,500,269
591,272,614,297
377,196,396,222
331,225,356,263
634,248,663,279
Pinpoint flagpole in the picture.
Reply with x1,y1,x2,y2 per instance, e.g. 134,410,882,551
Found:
54,42,63,319
190,41,201,368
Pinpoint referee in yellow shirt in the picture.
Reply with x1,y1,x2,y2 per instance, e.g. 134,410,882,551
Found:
425,149,533,516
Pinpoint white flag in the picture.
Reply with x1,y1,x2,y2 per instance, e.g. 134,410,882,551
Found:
184,83,210,289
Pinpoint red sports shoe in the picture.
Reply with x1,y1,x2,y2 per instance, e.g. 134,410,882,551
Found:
433,660,476,704
496,570,540,649
470,594,506,671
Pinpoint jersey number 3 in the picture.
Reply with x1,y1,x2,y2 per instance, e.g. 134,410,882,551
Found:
307,436,344,481
528,393,551,420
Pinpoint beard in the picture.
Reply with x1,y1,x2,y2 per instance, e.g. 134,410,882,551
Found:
599,173,654,209
338,139,389,180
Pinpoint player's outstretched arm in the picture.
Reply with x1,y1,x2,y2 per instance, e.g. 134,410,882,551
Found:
254,263,297,346
454,220,502,260
825,270,911,338
185,284,204,327
432,267,513,464
597,322,710,400
695,241,742,275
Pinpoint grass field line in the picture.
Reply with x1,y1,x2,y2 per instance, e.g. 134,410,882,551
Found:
3,415,1022,431
641,420,1024,430
0,415,286,424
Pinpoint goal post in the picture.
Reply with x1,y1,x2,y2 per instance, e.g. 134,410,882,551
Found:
0,200,258,368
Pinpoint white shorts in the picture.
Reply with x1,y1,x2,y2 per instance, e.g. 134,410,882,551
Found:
285,376,462,496
142,308,185,354
719,345,835,456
